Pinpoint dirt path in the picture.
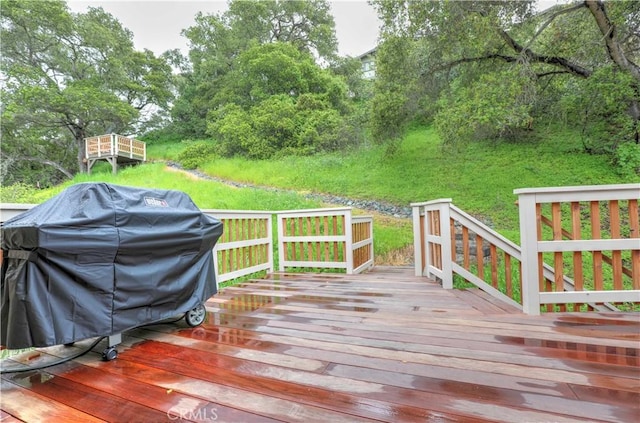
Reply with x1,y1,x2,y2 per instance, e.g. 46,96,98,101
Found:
164,161,412,218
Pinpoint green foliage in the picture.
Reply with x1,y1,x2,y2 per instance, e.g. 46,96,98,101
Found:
209,92,356,159
615,142,640,177
146,140,192,161
174,0,340,140
558,66,638,154
199,124,638,234
41,162,322,212
330,56,374,102
370,0,640,161
177,142,218,169
226,0,338,62
435,67,535,145
1,0,174,184
205,43,354,159
0,183,40,203
370,36,416,150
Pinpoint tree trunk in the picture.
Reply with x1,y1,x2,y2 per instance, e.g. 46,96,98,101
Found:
585,0,640,83
75,130,87,173
586,0,640,142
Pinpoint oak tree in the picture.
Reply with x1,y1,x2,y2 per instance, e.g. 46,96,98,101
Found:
1,0,173,185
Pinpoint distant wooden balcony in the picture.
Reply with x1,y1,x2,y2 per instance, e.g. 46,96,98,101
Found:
84,134,146,174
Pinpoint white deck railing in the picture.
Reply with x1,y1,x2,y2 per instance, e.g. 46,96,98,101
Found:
412,183,640,315
202,210,273,285
84,134,146,161
412,199,522,310
352,215,374,274
516,184,640,315
276,208,373,274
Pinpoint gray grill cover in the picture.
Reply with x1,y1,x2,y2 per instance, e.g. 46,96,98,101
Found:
1,183,223,349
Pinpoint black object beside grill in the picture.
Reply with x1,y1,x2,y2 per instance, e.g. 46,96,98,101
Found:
1,183,223,360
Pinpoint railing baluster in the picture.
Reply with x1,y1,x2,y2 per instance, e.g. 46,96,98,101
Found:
551,202,565,312
591,201,603,293
630,199,640,290
490,244,498,289
462,226,470,270
610,200,622,291
505,253,512,298
571,201,583,311
476,234,484,280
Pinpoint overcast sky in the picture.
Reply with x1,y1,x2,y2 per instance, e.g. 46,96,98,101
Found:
67,1,565,59
68,0,381,58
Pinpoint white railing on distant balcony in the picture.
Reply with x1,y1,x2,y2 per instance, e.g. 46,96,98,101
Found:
84,134,146,161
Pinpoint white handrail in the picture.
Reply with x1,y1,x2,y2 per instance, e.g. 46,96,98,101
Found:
412,183,639,315
516,183,640,315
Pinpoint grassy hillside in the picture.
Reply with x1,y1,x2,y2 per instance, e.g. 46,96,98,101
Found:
150,124,637,240
3,124,635,263
11,163,321,211
1,163,412,263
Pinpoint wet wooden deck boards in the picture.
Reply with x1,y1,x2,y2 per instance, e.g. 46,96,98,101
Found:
1,266,639,422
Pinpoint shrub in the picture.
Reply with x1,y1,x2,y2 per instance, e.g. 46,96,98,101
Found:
0,182,39,203
177,141,217,169
615,142,640,177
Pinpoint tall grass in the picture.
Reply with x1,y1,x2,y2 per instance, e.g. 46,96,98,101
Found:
196,125,637,232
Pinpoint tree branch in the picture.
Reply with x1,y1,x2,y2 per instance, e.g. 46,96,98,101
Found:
433,54,516,72
497,26,592,78
536,70,572,78
14,156,74,179
524,2,587,51
585,0,640,83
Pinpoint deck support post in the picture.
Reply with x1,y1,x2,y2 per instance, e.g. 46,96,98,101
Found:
106,157,117,175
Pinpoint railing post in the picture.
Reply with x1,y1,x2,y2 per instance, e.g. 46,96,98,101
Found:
412,204,424,276
518,192,541,315
345,210,354,274
267,213,274,274
367,216,374,268
110,134,116,156
439,201,453,289
277,213,285,272
212,242,220,291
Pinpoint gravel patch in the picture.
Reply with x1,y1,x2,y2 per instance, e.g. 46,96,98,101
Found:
165,161,412,218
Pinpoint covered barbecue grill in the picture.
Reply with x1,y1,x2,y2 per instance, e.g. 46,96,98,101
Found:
1,183,223,360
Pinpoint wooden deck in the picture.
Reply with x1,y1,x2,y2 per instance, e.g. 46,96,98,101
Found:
1,267,639,422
